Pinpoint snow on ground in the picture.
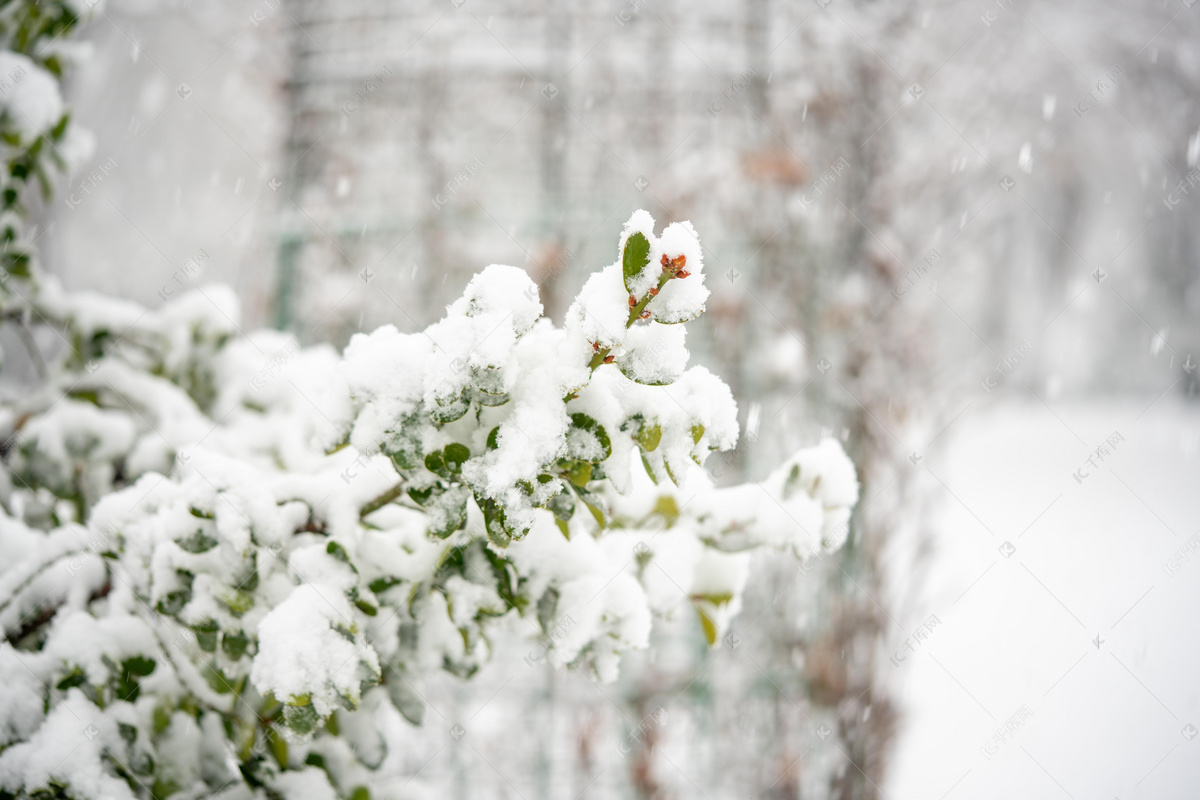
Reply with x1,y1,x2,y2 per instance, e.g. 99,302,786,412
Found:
887,398,1200,800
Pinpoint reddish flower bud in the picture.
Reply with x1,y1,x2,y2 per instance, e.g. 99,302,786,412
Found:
648,287,659,296
629,295,637,307
639,309,651,320
603,355,615,364
662,253,688,276
677,269,691,279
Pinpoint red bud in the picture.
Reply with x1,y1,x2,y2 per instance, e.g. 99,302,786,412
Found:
662,254,687,276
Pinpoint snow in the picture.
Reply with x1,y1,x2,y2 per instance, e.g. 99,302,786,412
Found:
1018,141,1033,174
665,366,741,453
447,263,544,336
0,516,105,633
565,263,631,352
0,52,63,140
0,645,44,746
442,575,506,626
887,401,1200,800
0,690,136,800
272,767,339,800
153,712,204,796
251,583,381,717
551,570,652,683
41,610,159,686
615,321,688,386
783,437,860,509
15,400,136,491
343,323,433,450
647,220,709,324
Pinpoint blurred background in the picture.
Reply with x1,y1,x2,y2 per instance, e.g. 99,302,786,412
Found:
29,0,1200,796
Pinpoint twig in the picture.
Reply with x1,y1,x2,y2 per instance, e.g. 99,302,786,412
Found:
360,482,407,518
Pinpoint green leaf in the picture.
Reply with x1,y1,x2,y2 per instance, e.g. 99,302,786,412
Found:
326,540,354,568
571,485,609,530
652,495,679,524
691,423,706,445
472,387,510,407
237,559,260,592
176,530,218,553
663,457,680,487
50,114,71,141
385,667,425,726
696,607,718,646
221,632,249,660
355,599,378,616
152,704,172,735
692,593,734,645
486,426,501,450
408,484,438,506
782,463,802,500
56,668,86,691
283,701,321,735
546,488,575,522
640,451,660,485
479,496,513,547
443,443,470,473
622,231,652,294
268,726,289,767
427,486,469,539
383,423,423,470
565,460,592,487
122,655,156,677
259,694,283,721
537,588,560,635
430,390,470,424
222,589,255,617
156,571,194,616
635,421,662,452
616,356,677,386
547,489,575,539
469,364,505,393
567,413,612,462
203,663,239,695
484,546,527,613
193,620,219,652
153,778,182,799
368,576,402,594
424,450,447,477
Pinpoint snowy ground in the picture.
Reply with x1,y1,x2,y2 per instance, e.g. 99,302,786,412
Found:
886,398,1200,799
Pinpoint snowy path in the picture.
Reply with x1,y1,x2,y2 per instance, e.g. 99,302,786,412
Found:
887,399,1200,800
